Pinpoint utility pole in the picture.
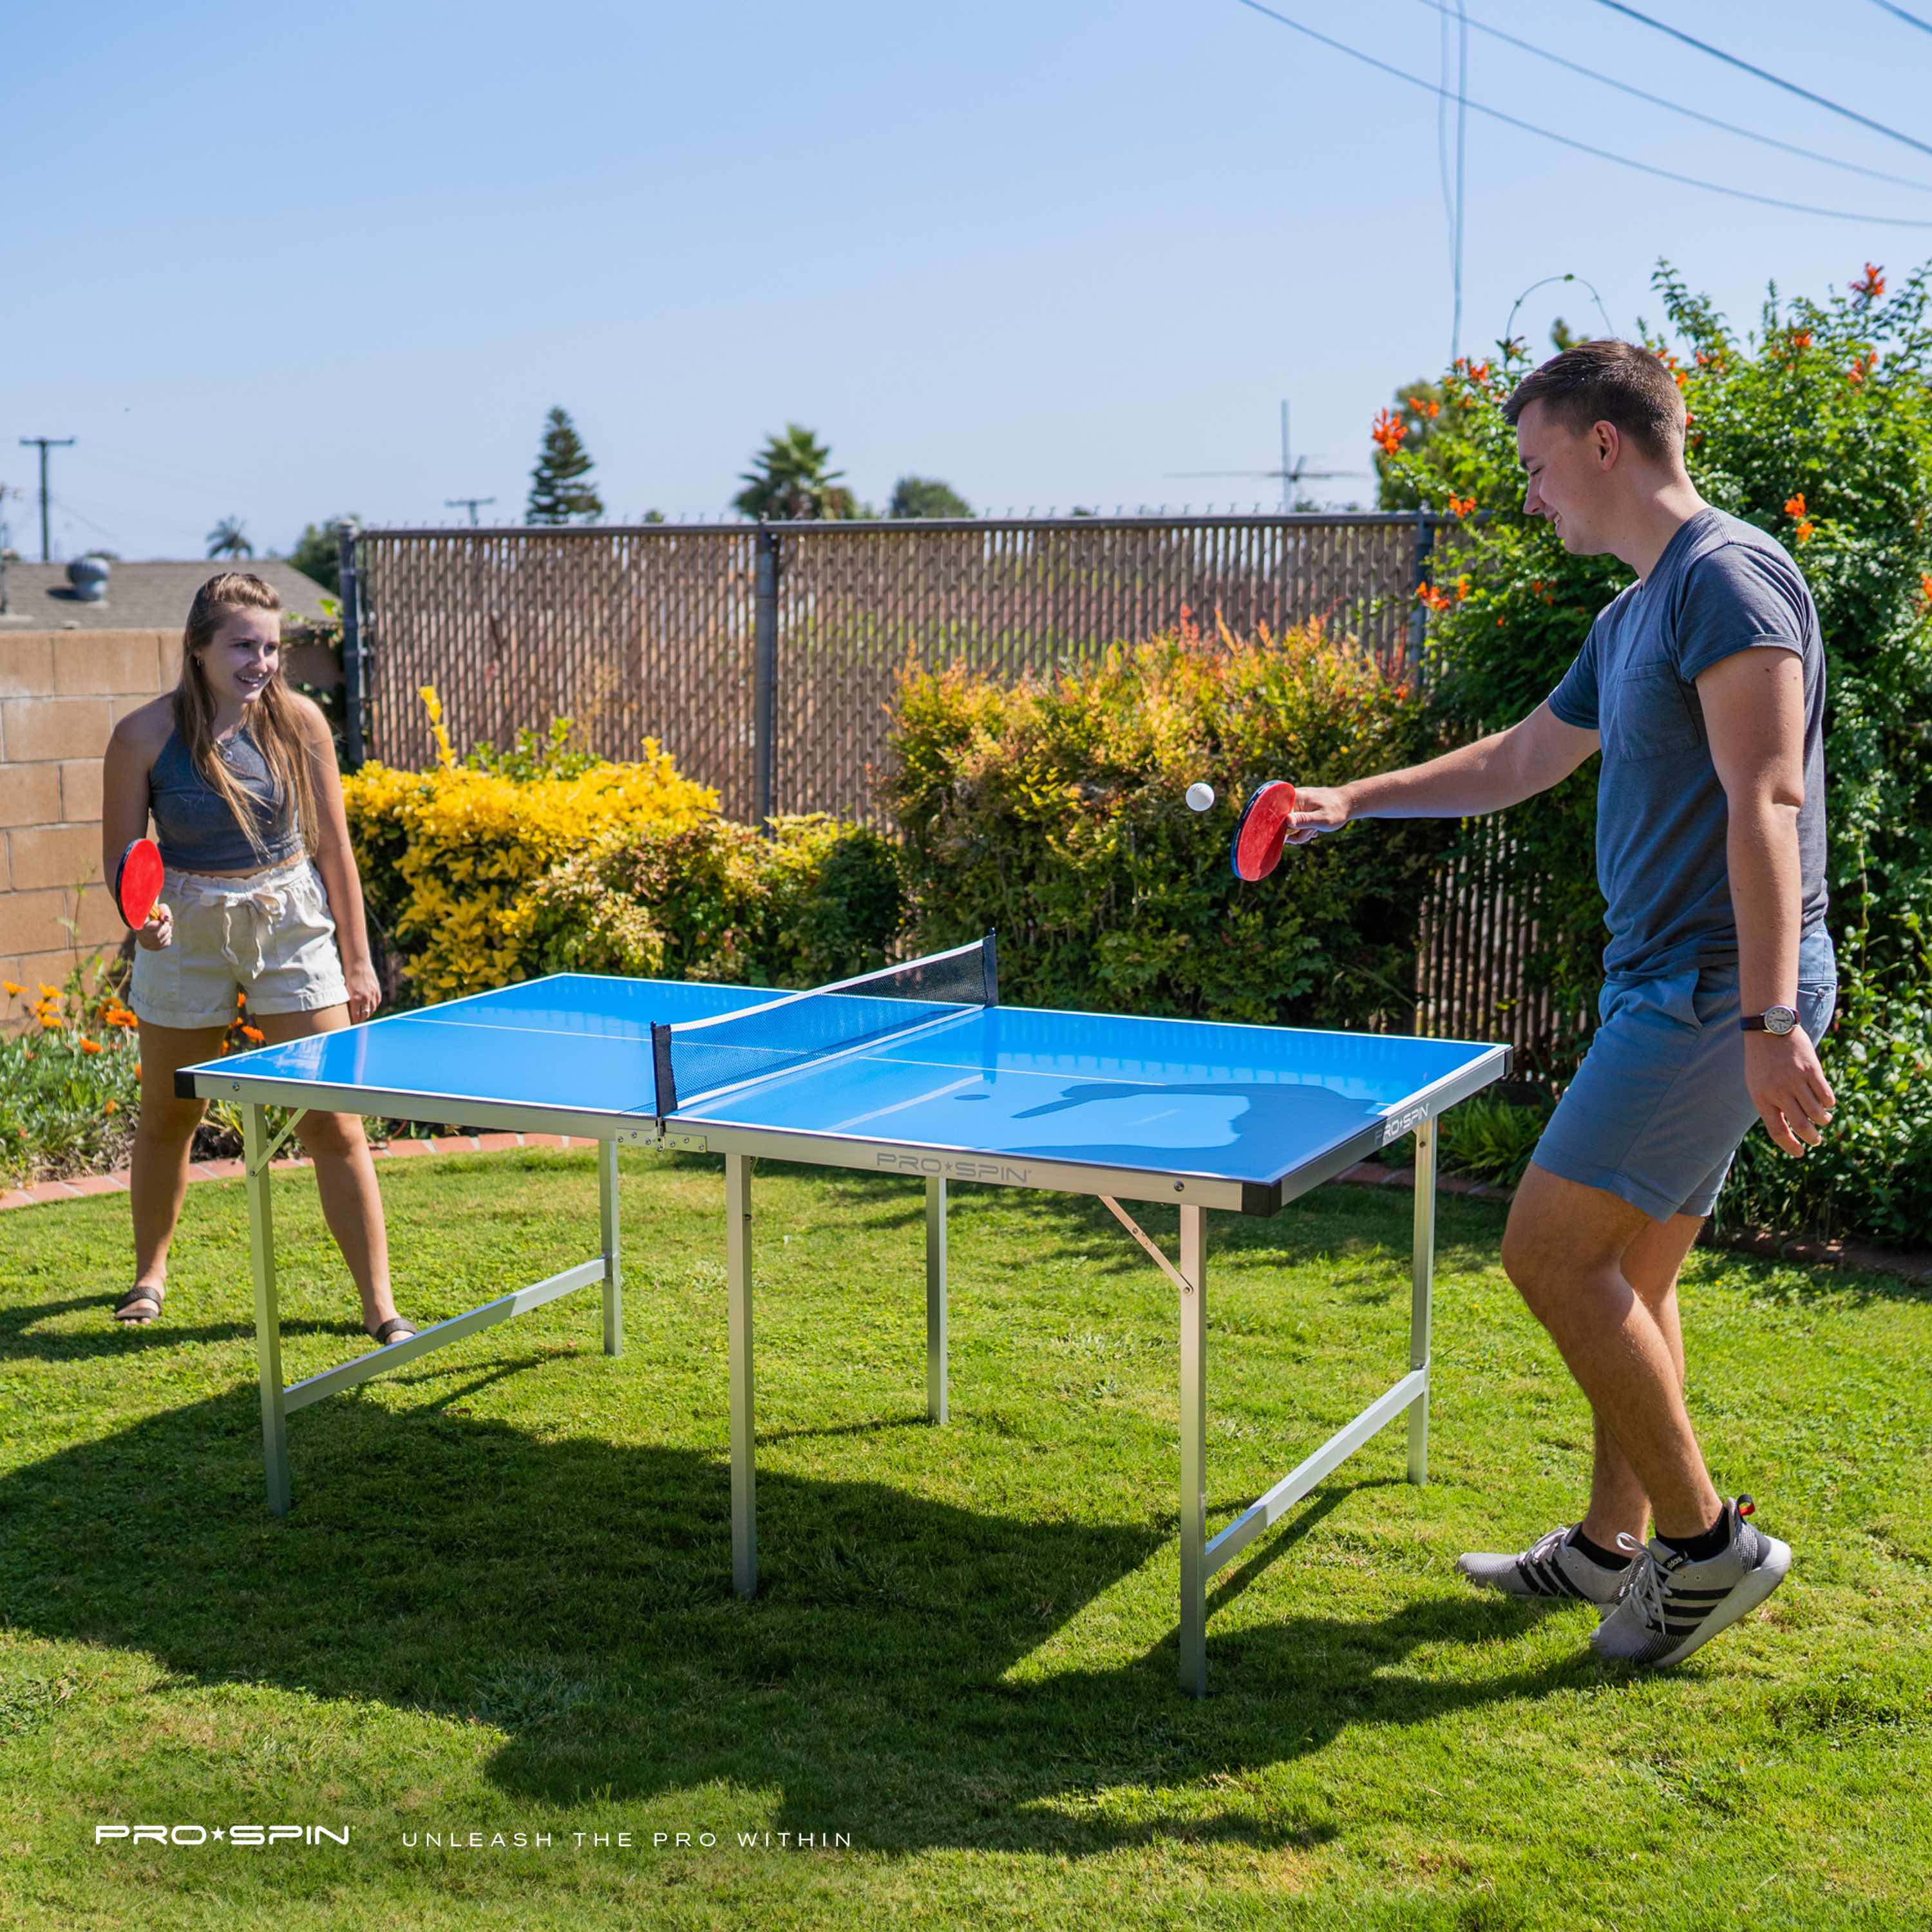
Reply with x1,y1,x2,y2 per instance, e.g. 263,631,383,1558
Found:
19,437,75,562
444,496,495,527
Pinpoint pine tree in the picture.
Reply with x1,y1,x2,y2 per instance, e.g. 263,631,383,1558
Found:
526,408,605,524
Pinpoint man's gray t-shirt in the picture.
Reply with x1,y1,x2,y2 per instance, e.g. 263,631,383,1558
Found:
1547,505,1828,980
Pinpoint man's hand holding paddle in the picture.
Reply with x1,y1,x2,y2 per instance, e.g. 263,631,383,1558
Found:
1279,786,1351,847
1227,779,1352,881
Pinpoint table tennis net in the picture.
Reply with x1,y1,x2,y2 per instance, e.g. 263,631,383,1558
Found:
650,934,998,1115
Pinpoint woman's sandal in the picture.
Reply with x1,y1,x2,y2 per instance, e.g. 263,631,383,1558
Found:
113,1283,165,1325
365,1316,419,1348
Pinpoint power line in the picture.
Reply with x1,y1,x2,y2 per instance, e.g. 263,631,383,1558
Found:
1871,0,1932,28
1587,0,1932,162
1232,1,1932,228
1412,0,1932,194
1452,0,1466,360
445,496,497,526
1434,3,1468,360
47,493,128,551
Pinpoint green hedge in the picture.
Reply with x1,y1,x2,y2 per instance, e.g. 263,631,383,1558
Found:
519,813,903,989
884,619,1447,1029
1383,260,1932,1244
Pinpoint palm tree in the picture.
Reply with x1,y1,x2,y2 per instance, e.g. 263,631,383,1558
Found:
206,517,253,560
732,425,855,520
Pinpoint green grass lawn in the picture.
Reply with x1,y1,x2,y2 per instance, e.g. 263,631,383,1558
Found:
1,1150,1927,1930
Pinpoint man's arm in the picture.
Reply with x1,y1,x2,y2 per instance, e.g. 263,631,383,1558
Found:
1284,701,1598,843
1698,647,1835,1156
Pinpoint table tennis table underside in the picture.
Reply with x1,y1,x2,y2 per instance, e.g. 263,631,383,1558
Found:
182,1020,1510,1698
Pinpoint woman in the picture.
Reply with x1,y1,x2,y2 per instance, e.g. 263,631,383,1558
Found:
100,571,415,1345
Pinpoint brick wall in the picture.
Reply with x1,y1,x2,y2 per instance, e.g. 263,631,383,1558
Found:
0,629,181,1005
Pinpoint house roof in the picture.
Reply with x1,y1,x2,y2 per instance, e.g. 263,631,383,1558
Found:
0,560,334,630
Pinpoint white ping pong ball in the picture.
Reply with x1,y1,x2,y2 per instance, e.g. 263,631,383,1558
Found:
1186,782,1215,812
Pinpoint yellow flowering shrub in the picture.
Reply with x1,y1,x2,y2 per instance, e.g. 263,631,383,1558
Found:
343,721,719,999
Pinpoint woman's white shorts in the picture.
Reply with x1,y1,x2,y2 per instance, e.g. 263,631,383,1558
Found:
128,853,349,1030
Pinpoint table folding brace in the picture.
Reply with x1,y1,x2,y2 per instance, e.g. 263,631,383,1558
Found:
239,1104,625,1513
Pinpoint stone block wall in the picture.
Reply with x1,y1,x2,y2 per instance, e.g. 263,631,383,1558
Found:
0,629,180,1006
0,627,347,1018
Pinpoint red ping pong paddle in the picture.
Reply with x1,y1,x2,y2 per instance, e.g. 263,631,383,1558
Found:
1230,781,1298,882
115,837,165,929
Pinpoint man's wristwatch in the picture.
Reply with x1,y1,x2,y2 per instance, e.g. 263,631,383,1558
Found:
1741,1005,1798,1036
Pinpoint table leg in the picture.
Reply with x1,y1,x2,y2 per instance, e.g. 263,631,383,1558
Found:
726,1151,757,1597
243,1105,290,1515
1408,1115,1437,1485
600,1137,623,1358
925,1176,947,1424
1178,1202,1207,1698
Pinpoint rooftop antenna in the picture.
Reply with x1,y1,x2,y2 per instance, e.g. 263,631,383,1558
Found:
445,496,496,527
1166,401,1367,510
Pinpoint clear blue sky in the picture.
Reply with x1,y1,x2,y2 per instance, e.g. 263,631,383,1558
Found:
5,0,1930,561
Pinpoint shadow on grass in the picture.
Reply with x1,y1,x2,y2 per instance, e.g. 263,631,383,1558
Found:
0,1293,364,1366
0,1353,1584,1857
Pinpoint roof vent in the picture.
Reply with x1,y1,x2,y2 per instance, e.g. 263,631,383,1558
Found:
66,554,111,602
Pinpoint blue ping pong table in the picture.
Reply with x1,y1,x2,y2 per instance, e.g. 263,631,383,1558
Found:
179,936,1510,1695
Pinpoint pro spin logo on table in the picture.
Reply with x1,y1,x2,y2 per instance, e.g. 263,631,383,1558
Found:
95,1823,350,1847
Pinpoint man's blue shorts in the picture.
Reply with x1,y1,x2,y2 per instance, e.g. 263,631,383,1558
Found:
1531,925,1838,1224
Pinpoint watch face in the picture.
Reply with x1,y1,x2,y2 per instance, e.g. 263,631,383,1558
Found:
1764,1005,1797,1036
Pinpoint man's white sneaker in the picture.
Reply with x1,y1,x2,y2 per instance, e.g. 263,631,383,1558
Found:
1457,1522,1631,1611
1591,1495,1790,1667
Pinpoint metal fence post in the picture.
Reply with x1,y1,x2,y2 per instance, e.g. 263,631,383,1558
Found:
753,522,779,827
336,520,365,769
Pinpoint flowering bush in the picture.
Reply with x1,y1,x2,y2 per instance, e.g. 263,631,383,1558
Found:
0,967,262,1186
884,616,1445,1027
1379,260,1932,1244
343,696,719,1001
343,697,900,1002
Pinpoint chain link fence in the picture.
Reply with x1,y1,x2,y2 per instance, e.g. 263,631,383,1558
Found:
346,514,1435,815
341,512,1565,1061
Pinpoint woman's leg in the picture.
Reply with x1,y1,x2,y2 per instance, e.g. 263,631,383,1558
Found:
127,1019,231,1316
253,1004,399,1332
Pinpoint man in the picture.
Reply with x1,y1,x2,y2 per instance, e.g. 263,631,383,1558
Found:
1285,339,1837,1667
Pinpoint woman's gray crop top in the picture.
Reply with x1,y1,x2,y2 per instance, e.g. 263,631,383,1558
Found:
147,724,302,872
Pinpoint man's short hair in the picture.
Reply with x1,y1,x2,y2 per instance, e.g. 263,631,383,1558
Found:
1502,339,1685,461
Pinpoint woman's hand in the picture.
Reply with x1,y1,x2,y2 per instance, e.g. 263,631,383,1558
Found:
135,904,174,951
344,956,382,1025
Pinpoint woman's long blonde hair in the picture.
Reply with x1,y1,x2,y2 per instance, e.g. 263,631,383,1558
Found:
171,573,319,862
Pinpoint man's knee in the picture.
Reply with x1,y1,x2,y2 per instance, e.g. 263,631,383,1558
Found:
1500,1211,1558,1308
1501,1163,1649,1306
